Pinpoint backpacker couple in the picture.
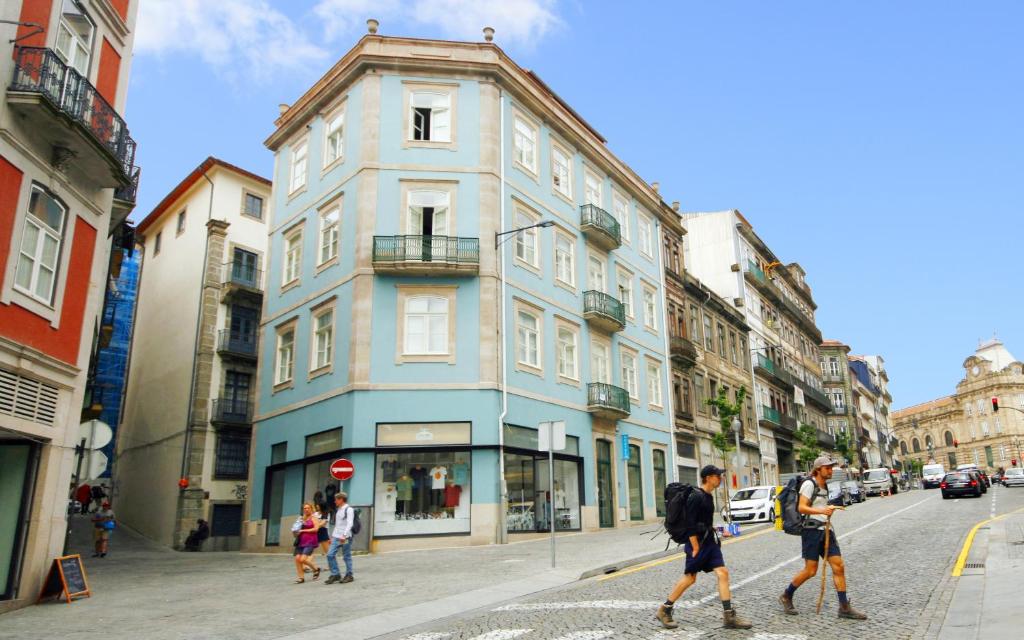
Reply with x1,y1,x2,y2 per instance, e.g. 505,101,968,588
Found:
655,456,867,630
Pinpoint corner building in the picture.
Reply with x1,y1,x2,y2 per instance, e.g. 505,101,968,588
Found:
246,31,683,551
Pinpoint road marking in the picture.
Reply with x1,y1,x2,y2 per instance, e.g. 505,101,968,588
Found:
494,600,683,611
466,632,531,640
549,632,615,640
645,632,705,640
951,504,1024,576
401,635,452,640
596,526,776,582
751,634,807,640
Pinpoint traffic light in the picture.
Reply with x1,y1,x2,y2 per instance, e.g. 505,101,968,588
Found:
992,397,999,412
953,439,959,448
1014,459,1018,467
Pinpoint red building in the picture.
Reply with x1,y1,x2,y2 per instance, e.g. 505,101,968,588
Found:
0,0,139,610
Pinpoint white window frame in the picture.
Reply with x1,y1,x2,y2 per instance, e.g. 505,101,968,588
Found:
584,170,603,207
551,142,573,199
591,338,611,383
275,325,296,387
14,184,67,305
404,295,450,356
642,285,658,331
512,114,538,175
637,210,654,257
54,3,94,76
617,267,634,319
409,90,452,143
515,307,542,372
283,227,303,286
554,231,575,287
647,358,663,408
176,210,186,236
588,254,606,292
318,205,340,266
612,190,631,242
311,306,334,373
621,348,639,400
323,106,345,168
289,139,308,194
556,324,579,382
514,207,540,269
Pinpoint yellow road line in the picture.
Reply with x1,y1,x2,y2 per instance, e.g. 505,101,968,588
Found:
596,526,776,582
951,505,1024,577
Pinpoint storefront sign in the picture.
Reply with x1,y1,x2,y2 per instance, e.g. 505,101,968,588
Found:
621,434,630,460
329,458,355,481
38,555,90,603
376,423,471,447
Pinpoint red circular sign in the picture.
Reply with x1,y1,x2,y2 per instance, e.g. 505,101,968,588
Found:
329,458,355,481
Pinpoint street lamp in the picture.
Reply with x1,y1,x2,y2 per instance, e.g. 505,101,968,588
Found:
494,220,555,248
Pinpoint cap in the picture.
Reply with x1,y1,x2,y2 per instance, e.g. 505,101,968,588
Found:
700,464,725,479
812,455,839,471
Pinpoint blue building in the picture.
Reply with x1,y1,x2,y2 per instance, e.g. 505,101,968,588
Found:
245,29,685,551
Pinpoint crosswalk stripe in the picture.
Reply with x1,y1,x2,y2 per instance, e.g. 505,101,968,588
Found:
549,632,615,640
494,600,690,611
400,635,452,640
466,631,532,640
751,634,807,640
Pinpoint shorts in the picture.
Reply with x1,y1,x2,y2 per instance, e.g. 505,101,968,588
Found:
683,540,725,575
294,545,317,556
316,527,330,543
801,526,841,561
93,529,109,542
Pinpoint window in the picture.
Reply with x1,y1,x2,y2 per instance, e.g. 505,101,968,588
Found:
557,326,578,381
154,231,162,256
410,91,451,142
730,331,739,365
516,310,541,369
283,228,302,285
551,144,572,198
703,315,714,351
588,254,606,292
215,432,251,479
637,211,654,256
513,116,537,173
408,189,450,238
15,185,66,304
243,193,264,219
318,206,339,265
612,192,631,242
694,372,706,413
643,287,658,331
965,404,973,417
591,340,610,383
617,269,633,318
981,420,989,436
584,171,602,206
689,305,701,343
554,233,575,286
514,209,538,267
405,296,449,355
289,140,308,193
324,108,344,166
647,359,663,407
740,336,749,368
312,308,334,371
55,0,93,76
621,350,639,399
653,449,667,517
176,210,186,235
275,327,295,385
717,322,727,356
680,376,692,413
830,390,845,412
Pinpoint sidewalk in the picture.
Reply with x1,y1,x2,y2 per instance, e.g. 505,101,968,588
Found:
1,513,764,640
936,511,1024,639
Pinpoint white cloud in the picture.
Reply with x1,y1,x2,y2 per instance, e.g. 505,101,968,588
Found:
313,0,562,47
135,0,328,84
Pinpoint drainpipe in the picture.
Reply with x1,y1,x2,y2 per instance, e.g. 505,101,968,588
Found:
496,89,508,544
656,222,679,483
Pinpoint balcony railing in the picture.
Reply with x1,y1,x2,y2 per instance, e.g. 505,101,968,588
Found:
817,429,836,449
580,204,621,250
217,330,258,359
114,165,141,204
10,47,137,180
760,405,781,425
222,262,263,291
756,354,775,373
587,382,630,419
747,260,766,282
793,377,832,411
583,290,626,332
372,235,480,274
670,335,698,367
211,398,252,425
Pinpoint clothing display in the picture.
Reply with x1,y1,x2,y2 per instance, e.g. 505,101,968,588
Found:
410,466,429,489
452,462,469,485
395,476,413,501
430,466,448,490
444,483,462,508
374,453,472,536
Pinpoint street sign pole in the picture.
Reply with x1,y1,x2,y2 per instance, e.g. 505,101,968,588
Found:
539,420,565,569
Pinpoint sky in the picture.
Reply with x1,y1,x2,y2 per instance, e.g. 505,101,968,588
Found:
124,0,1024,409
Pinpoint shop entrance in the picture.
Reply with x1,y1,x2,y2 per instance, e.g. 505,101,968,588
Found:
627,444,643,521
504,453,581,532
596,439,614,528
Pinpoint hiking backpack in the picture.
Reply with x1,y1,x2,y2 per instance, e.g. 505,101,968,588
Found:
663,482,697,544
350,507,362,536
778,475,817,535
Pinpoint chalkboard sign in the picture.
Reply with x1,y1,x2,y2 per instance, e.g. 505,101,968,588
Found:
37,555,90,603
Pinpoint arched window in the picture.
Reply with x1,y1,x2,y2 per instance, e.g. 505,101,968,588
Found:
912,438,921,453
900,441,909,455
925,435,933,449
944,431,954,447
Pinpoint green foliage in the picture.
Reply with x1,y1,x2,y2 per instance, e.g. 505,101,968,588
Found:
796,423,821,470
909,458,924,475
706,386,747,455
834,429,853,463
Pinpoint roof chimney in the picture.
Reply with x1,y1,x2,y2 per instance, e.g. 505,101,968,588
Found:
672,201,680,212
651,181,660,193
367,18,379,34
483,27,495,42
278,103,289,116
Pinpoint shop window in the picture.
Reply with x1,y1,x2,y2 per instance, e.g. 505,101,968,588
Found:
505,454,581,532
374,451,470,536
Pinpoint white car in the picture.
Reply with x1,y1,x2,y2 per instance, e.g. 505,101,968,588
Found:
922,464,946,489
1003,468,1024,487
722,485,778,524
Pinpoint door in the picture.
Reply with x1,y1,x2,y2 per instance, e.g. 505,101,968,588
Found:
628,444,643,521
652,449,667,517
596,439,614,528
264,469,285,545
232,248,258,287
408,191,449,261
229,306,258,352
591,341,610,384
223,371,251,418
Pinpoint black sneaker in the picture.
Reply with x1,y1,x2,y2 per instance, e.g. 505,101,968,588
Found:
324,574,341,584
340,574,354,584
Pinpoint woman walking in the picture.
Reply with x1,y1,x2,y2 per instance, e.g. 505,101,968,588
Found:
313,491,331,556
292,503,321,584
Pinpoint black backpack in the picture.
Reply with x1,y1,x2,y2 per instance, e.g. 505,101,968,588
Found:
663,482,697,544
350,507,361,536
779,475,817,535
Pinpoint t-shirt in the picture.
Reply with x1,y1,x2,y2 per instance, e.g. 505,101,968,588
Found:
410,466,429,489
800,479,828,525
452,463,469,485
395,477,413,501
444,484,462,508
682,488,715,543
92,509,114,529
430,466,448,490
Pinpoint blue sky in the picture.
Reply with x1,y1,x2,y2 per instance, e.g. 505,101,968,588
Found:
125,1,1024,408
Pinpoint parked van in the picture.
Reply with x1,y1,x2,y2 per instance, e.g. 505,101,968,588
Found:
922,463,946,489
862,467,898,495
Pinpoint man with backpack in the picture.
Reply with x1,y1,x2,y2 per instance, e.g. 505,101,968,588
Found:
325,492,356,584
655,465,753,630
778,455,867,620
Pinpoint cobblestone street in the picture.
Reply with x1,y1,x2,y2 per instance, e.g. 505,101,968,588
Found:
375,487,1024,640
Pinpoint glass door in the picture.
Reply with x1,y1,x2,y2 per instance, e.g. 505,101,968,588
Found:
596,439,614,528
628,444,643,521
229,306,258,352
653,449,667,517
223,371,251,418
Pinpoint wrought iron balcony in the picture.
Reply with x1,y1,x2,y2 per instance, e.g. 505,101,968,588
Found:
587,382,630,420
754,354,793,390
793,377,832,411
8,47,137,187
211,398,252,425
221,262,263,303
372,235,480,275
579,204,621,250
111,166,141,229
759,405,781,426
817,428,836,449
747,260,767,282
217,330,258,360
670,335,698,369
583,290,626,332
780,414,798,435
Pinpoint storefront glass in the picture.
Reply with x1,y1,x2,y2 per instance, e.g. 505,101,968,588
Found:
373,450,471,536
505,454,581,532
1,443,32,599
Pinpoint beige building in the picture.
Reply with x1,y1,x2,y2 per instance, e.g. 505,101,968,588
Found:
116,158,270,550
893,339,1024,473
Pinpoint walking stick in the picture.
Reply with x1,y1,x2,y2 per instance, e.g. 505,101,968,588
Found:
816,514,832,614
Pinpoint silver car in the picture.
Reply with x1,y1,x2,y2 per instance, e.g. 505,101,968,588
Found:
1003,468,1024,487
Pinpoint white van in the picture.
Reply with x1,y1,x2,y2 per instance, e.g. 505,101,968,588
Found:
862,467,897,496
922,464,946,489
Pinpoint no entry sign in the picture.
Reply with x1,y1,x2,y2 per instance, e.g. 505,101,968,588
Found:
329,458,355,481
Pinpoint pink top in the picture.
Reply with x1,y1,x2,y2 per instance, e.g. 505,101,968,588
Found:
297,518,318,547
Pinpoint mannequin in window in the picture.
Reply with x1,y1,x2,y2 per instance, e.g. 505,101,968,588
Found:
444,479,462,510
395,474,413,515
452,457,469,486
429,464,448,510
410,465,428,513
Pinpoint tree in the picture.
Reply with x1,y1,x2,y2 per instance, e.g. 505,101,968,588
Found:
706,386,747,520
796,423,821,471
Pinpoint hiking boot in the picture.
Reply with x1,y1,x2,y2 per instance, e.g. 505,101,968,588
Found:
779,593,797,615
838,602,867,620
340,574,354,584
324,574,340,585
655,604,678,629
723,609,752,629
